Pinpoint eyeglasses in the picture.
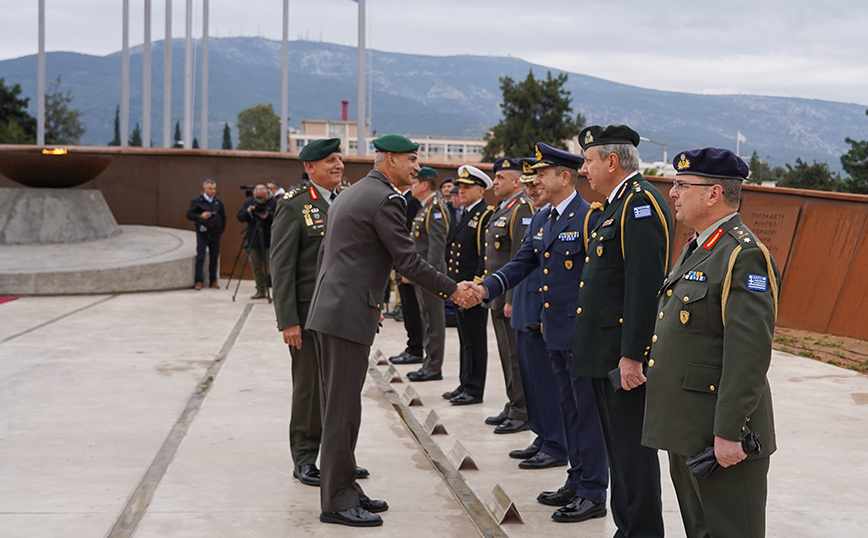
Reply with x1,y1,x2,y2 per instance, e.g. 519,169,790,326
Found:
672,180,713,193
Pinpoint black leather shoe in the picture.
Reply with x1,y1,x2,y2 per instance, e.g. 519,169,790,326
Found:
494,418,529,434
389,351,423,364
320,506,383,527
359,494,389,513
442,388,462,400
449,392,483,406
383,307,401,319
519,452,568,469
537,486,576,506
551,497,607,523
509,444,540,460
407,368,443,381
356,466,370,479
293,463,320,486
485,410,508,425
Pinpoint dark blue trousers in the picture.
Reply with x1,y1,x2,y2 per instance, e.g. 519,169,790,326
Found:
516,330,567,461
548,349,609,504
454,304,488,399
195,232,221,283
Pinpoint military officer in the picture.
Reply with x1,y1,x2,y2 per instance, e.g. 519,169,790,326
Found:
644,148,779,538
572,124,672,538
306,134,479,527
481,157,534,433
406,167,451,382
270,138,370,487
475,143,609,523
442,164,494,406
507,159,569,469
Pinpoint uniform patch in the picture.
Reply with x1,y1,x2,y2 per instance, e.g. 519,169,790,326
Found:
601,218,615,228
469,220,478,229
558,231,579,242
565,260,573,270
747,274,768,292
597,245,604,257
633,205,652,219
494,216,508,228
684,270,707,282
522,217,532,226
680,310,690,325
433,212,443,219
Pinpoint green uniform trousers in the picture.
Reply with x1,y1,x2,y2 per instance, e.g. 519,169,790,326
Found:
491,309,527,421
288,328,321,468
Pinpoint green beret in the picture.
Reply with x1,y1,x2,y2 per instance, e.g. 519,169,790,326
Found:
416,166,438,179
372,134,420,153
299,138,342,162
579,124,640,150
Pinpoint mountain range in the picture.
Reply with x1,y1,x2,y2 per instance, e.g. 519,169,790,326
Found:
1,37,866,170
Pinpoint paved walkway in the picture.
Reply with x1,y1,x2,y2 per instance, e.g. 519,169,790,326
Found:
1,285,867,537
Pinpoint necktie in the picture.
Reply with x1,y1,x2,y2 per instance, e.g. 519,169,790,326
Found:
550,208,559,226
684,237,698,259
329,191,337,202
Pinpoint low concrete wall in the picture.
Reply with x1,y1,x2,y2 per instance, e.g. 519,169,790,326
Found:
0,188,120,245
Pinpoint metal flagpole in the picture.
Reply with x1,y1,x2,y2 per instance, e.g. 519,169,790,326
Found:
280,0,289,153
200,0,209,149
356,0,366,156
121,0,130,147
143,0,152,147
37,0,45,145
163,0,172,147
183,0,193,149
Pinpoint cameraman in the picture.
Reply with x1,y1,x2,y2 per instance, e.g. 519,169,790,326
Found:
237,184,276,299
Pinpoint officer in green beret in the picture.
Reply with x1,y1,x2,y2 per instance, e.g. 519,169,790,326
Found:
644,147,779,538
572,124,672,537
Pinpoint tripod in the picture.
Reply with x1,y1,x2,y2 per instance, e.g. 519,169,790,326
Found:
226,218,271,303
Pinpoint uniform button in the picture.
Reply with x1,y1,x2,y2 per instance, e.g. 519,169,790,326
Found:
457,244,462,248
648,359,655,367
457,253,461,257
538,288,542,292
576,307,582,314
535,248,539,253
683,296,689,302
658,311,664,319
709,385,716,392
484,256,488,261
619,318,623,324
591,232,597,238
544,302,550,308
485,242,489,247
320,232,324,236
377,303,381,308
543,269,549,275
544,252,550,258
666,289,673,297
565,251,570,256
543,285,549,291
579,281,584,288
652,335,658,343
585,256,590,263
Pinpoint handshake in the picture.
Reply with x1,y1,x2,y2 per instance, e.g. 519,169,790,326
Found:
450,281,489,309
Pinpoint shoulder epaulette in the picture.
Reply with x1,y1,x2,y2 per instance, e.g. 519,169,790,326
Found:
721,236,779,326
282,186,304,201
620,186,671,273
507,196,534,239
387,192,406,205
584,201,604,252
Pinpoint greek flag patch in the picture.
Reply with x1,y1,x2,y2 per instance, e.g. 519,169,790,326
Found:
633,205,652,219
747,274,768,292
433,212,442,219
522,217,532,225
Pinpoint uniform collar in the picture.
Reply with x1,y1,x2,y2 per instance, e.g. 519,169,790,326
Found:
421,192,437,206
694,212,739,247
465,198,484,213
606,171,639,204
311,181,335,205
553,189,577,217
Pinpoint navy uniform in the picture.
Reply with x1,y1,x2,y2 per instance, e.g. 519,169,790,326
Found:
443,165,494,405
572,125,672,538
481,144,608,521
483,157,535,431
644,148,779,538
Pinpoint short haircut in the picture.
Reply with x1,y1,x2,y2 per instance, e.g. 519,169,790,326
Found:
554,166,578,185
374,151,387,166
418,175,438,191
267,181,280,188
203,179,216,188
708,178,742,208
593,143,640,173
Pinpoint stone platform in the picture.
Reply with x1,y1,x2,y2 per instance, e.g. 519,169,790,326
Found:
0,225,197,295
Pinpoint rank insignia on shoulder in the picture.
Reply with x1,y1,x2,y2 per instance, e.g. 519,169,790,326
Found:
633,205,652,219
283,192,292,200
680,310,690,325
684,270,707,282
747,274,768,292
601,218,614,228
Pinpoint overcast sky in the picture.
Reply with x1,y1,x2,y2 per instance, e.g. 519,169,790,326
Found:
2,0,866,105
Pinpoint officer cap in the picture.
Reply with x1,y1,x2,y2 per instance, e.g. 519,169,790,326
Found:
493,157,522,174
456,164,493,189
674,147,749,181
450,184,460,195
579,124,641,150
519,157,538,184
299,138,342,162
372,134,420,153
530,142,584,171
416,166,439,179
440,177,455,187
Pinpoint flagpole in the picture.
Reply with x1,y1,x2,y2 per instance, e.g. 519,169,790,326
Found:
200,0,209,149
37,0,45,145
736,131,740,157
163,0,172,147
121,0,130,147
183,0,193,148
356,0,366,156
280,0,289,153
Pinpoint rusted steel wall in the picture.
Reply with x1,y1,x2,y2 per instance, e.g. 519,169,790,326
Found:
1,146,867,340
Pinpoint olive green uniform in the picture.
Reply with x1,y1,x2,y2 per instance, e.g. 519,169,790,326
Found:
644,213,779,538
270,185,330,469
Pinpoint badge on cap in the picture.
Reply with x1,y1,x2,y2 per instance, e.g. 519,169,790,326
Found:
584,131,594,145
535,144,543,161
680,310,690,325
747,274,768,292
677,154,691,170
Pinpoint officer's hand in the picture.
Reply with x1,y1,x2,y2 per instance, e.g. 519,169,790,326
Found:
503,303,512,318
201,211,212,219
283,325,303,349
619,357,647,391
714,436,747,468
247,205,255,213
452,282,481,308
401,276,409,284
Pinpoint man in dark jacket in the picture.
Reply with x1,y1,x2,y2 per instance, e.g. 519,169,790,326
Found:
237,184,276,299
187,179,227,289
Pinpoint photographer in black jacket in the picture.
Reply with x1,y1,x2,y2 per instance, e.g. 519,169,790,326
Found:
237,184,276,299
187,179,227,289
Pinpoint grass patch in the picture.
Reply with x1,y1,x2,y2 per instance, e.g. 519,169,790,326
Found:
774,336,796,345
845,363,868,372
798,350,817,358
826,359,839,366
817,340,842,348
804,336,815,341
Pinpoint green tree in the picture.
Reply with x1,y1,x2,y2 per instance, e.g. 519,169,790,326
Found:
778,158,841,191
0,78,37,143
237,104,280,151
483,70,586,161
129,122,142,147
222,123,233,150
172,121,183,148
44,76,85,145
108,106,121,146
840,137,868,194
747,151,784,185
192,137,199,149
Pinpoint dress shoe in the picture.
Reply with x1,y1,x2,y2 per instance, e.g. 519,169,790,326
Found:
494,418,529,434
320,506,382,527
519,452,568,469
209,281,220,289
293,463,320,486
389,351,423,365
359,494,389,513
356,466,370,479
537,486,576,506
193,282,202,290
442,388,462,400
485,410,508,425
407,368,443,381
450,392,483,406
250,292,266,299
551,497,607,523
383,307,401,319
509,444,540,460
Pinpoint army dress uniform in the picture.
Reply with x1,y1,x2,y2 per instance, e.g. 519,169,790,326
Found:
571,125,672,537
643,148,779,538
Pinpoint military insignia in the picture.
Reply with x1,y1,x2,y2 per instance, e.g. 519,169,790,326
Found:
747,274,768,292
684,270,707,282
535,144,543,161
283,192,292,200
433,212,443,220
522,217,532,225
583,131,594,145
743,237,752,243
633,205,652,219
680,310,690,325
495,217,508,227
601,218,614,228
302,209,310,215
460,168,470,178
494,241,501,249
503,160,511,168
314,219,324,224
415,231,420,237
304,214,314,227
469,220,478,229
677,154,691,170
337,142,342,151
702,228,724,250
522,161,534,174
506,198,518,210
304,204,312,209
565,260,573,270
308,187,319,200
597,245,604,257
558,231,579,242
